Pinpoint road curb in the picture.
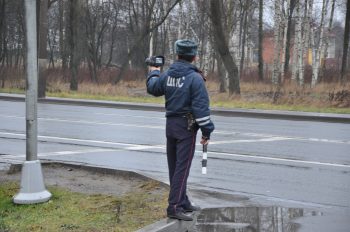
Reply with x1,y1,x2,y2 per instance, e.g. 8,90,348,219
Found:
1,93,349,123
136,217,195,232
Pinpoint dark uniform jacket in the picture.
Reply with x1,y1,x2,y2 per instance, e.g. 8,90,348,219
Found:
146,59,215,139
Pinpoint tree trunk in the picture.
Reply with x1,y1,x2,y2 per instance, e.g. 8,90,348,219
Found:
165,12,174,60
272,0,282,85
47,29,55,68
237,3,244,77
284,0,296,75
38,0,48,98
68,0,83,91
258,0,264,81
298,0,307,85
320,0,335,80
311,0,328,87
149,22,154,57
280,0,289,82
240,2,249,78
0,0,5,88
302,0,313,84
203,34,211,77
291,0,302,84
341,0,350,81
106,24,117,67
209,0,240,95
216,53,227,93
58,0,67,72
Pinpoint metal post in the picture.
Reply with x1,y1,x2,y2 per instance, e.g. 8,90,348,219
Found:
13,0,51,204
26,0,38,161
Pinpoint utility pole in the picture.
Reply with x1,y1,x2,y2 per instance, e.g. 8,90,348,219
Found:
13,0,51,204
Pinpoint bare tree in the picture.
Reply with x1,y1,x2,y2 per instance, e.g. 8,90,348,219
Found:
85,0,111,83
0,0,6,88
272,0,283,85
341,0,350,81
239,0,253,78
106,0,120,67
280,0,289,81
68,0,86,90
113,0,180,84
283,0,296,75
321,0,335,74
209,0,240,95
1,0,348,92
291,0,303,84
37,0,48,98
258,0,264,81
47,1,59,69
311,0,328,87
58,0,67,72
0,0,26,87
302,0,313,84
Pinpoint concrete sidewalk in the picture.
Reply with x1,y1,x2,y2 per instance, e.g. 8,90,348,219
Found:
1,93,349,123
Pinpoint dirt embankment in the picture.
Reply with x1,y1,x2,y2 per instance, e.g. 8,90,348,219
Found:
0,162,168,197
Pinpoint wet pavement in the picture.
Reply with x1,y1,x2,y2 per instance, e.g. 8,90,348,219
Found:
190,206,318,232
0,100,349,231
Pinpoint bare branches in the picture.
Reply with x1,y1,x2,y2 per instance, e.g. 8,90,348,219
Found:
209,0,240,95
0,0,348,90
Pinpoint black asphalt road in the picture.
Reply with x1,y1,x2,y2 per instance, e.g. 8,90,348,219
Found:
0,100,349,230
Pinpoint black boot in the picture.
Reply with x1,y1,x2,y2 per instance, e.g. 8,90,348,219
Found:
184,204,201,212
167,211,193,221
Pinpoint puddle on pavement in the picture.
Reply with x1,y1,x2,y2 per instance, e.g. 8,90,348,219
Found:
190,206,321,232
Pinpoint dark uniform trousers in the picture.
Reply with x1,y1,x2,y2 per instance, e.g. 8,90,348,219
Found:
166,116,198,214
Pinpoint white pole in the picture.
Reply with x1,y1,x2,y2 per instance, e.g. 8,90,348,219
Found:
13,0,51,204
202,144,207,174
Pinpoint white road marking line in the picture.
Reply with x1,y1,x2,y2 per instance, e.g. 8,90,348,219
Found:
1,148,116,158
215,130,350,145
205,151,350,169
94,113,165,120
40,149,116,156
209,137,292,145
40,117,165,129
0,114,349,144
0,132,288,149
3,145,349,169
0,114,164,129
216,131,279,137
125,145,165,150
0,131,164,149
0,115,23,119
307,138,350,144
1,132,349,168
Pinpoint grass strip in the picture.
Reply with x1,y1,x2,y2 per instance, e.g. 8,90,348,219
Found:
46,91,350,114
1,88,349,114
0,182,167,232
212,100,350,114
47,91,165,104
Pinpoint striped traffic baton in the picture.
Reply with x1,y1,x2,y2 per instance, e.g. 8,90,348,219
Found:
202,144,208,174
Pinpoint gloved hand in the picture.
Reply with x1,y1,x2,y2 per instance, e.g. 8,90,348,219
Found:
200,136,209,145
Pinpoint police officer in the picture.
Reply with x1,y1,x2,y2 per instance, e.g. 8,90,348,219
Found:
146,39,214,221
